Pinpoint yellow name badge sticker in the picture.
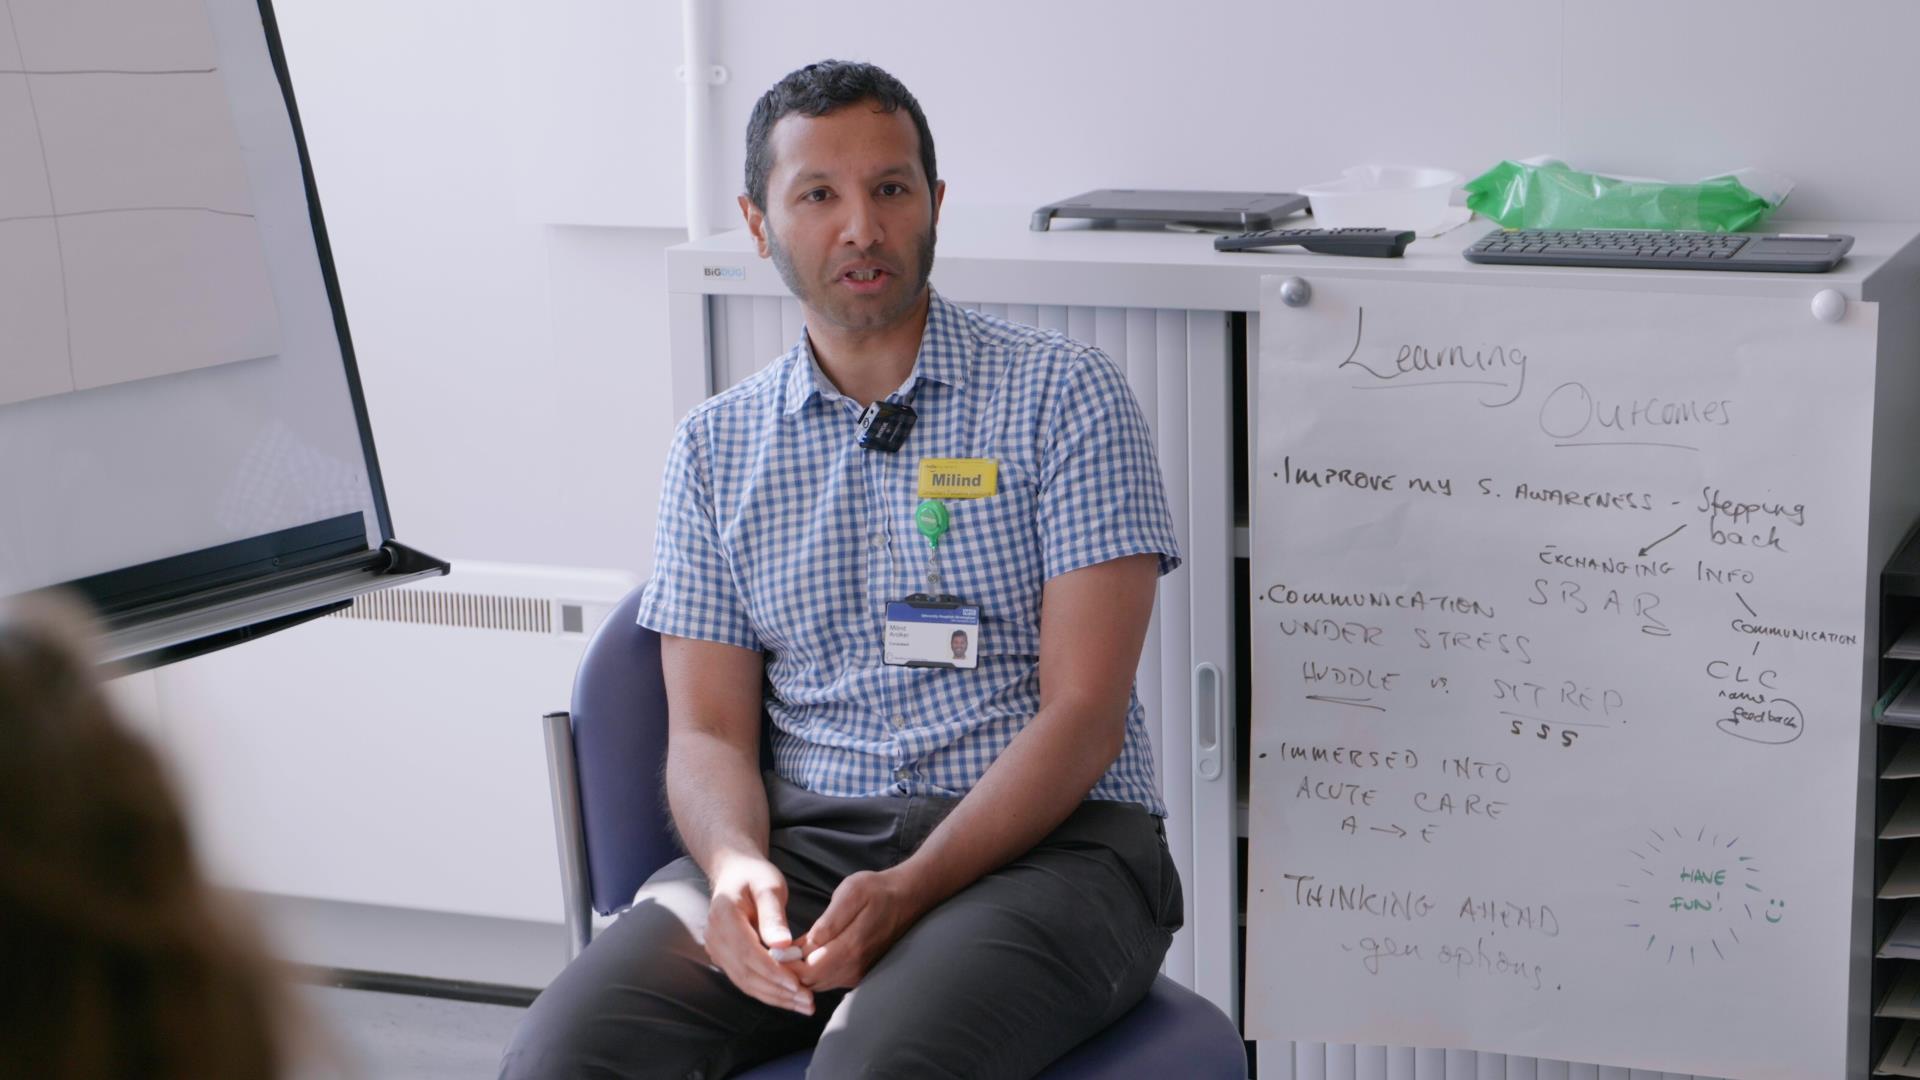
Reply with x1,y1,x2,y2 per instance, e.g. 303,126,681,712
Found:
918,458,999,499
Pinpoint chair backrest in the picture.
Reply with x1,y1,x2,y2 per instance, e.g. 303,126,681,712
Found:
569,586,680,916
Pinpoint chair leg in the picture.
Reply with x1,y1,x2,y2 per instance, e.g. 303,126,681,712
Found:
541,710,594,960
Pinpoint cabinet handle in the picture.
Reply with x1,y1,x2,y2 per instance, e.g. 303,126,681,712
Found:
1193,661,1223,781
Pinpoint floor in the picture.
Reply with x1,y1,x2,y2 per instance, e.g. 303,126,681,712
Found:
295,985,528,1080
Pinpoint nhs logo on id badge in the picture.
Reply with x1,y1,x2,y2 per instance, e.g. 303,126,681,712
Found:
883,599,980,669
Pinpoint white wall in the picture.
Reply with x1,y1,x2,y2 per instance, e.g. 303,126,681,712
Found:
702,0,1920,226
269,0,677,577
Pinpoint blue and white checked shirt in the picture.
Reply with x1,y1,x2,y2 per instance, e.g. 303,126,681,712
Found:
636,291,1180,815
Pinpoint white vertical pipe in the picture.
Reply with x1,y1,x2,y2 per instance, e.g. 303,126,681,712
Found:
680,0,713,239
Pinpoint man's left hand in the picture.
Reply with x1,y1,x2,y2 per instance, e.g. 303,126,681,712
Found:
791,868,926,991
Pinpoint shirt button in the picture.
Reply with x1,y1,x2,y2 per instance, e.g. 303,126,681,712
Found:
891,714,907,729
870,532,887,548
894,767,909,780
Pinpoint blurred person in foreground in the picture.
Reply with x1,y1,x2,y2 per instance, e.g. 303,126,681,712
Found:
0,596,297,1080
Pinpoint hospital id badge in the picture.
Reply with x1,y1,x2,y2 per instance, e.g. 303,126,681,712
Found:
883,596,980,669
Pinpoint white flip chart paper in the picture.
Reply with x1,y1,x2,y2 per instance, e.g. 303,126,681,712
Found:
1246,275,1877,1079
0,0,277,407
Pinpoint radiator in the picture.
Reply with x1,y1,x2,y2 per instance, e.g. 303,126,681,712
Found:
1264,1045,1717,1080
146,561,638,925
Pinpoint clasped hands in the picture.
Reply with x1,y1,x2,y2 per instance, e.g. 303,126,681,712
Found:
705,854,926,1016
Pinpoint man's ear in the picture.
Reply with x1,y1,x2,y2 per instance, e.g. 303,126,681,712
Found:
932,179,946,224
739,195,771,259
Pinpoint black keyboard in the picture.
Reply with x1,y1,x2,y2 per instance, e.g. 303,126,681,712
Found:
1465,229,1852,272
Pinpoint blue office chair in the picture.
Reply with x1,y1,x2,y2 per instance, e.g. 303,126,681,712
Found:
540,585,1248,1079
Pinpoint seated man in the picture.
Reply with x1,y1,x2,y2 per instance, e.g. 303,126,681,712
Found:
501,59,1183,1080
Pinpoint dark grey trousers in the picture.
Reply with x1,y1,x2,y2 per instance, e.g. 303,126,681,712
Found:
499,772,1183,1080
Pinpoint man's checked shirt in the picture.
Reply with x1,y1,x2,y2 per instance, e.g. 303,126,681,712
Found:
636,291,1180,815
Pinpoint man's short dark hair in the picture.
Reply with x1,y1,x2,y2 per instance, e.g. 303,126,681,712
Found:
744,60,936,212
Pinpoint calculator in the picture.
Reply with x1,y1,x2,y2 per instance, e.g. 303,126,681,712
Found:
1464,229,1852,272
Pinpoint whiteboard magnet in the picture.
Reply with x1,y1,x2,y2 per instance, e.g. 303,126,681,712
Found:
1811,289,1846,323
1279,277,1312,308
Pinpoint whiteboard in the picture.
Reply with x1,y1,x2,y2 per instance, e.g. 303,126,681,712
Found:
1244,275,1878,1079
0,0,389,607
0,0,280,405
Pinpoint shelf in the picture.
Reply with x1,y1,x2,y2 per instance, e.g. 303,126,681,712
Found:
1887,791,1920,841
1885,847,1920,901
1883,906,1920,960
1892,623,1920,662
1888,734,1920,780
1886,526,1920,598
1875,522,1920,1069
1886,676,1920,729
1879,1019,1920,1076
1885,964,1920,1020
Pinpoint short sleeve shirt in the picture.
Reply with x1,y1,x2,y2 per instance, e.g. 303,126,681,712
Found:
635,291,1181,815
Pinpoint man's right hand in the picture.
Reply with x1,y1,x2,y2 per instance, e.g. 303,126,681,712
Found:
706,854,814,1016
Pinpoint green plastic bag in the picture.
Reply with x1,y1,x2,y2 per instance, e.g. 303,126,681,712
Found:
1464,159,1788,232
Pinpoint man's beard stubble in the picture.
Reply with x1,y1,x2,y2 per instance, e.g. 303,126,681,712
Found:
766,217,938,332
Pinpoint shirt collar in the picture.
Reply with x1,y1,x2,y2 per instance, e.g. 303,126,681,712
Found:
780,289,972,415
